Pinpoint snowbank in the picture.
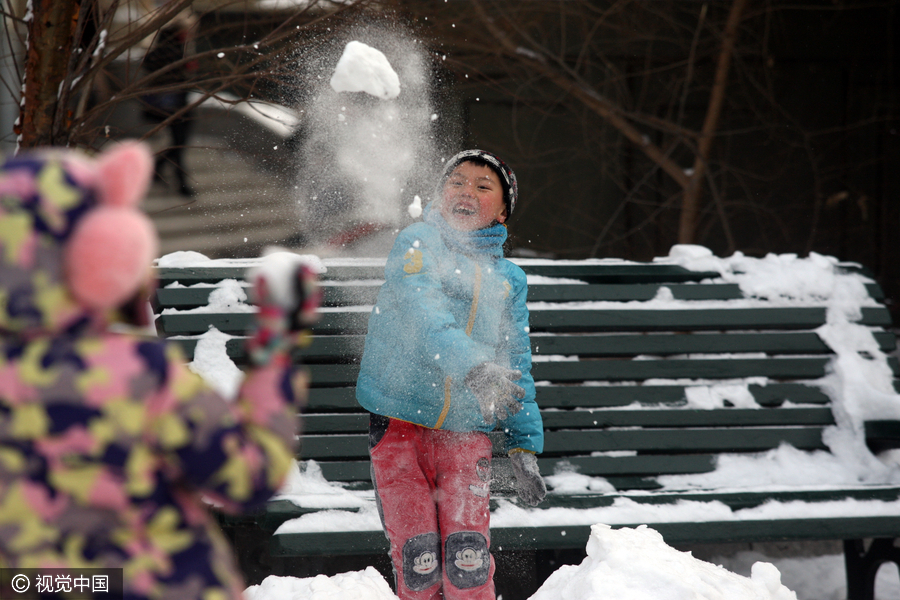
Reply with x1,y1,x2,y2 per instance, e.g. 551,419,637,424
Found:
530,524,797,600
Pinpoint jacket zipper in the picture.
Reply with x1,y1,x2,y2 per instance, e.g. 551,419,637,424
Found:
434,263,482,429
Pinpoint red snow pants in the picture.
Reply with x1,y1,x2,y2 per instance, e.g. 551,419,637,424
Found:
369,415,495,600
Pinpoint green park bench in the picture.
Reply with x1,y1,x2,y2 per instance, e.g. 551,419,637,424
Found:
153,256,900,600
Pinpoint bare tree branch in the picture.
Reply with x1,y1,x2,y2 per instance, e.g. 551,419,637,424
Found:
678,0,749,243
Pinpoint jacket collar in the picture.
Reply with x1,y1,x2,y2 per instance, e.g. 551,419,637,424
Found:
423,204,507,260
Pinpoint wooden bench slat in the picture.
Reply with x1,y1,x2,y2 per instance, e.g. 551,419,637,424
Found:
156,282,748,310
532,357,834,382
156,263,717,287
255,487,900,533
297,426,827,461
156,280,885,311
309,454,717,483
532,487,900,510
531,383,831,408
269,515,900,556
306,388,359,410
298,357,846,386
516,264,720,283
529,306,892,332
540,407,834,429
532,331,897,356
169,330,897,364
156,306,893,337
156,280,885,309
298,383,832,414
528,283,743,302
302,407,835,434
540,426,828,455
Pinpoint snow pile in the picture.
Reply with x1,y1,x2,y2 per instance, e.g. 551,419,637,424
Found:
243,567,396,600
330,41,401,100
661,244,872,315
187,327,243,400
156,250,213,267
659,244,900,487
531,524,796,600
273,460,372,510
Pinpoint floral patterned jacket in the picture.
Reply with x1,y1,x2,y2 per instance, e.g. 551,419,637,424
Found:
0,152,306,599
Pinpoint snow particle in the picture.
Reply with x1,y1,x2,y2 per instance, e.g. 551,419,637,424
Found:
408,197,423,219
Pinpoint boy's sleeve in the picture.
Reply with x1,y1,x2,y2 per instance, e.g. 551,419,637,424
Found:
498,268,544,454
147,342,305,513
384,230,495,382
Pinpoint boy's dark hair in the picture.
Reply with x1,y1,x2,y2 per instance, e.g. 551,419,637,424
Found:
439,150,518,220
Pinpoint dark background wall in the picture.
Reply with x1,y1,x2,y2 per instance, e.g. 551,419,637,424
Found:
422,2,899,317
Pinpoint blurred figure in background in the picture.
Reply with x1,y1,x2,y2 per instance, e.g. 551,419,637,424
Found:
142,13,198,197
0,142,319,599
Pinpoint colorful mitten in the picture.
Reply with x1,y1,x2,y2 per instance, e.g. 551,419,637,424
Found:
246,249,322,367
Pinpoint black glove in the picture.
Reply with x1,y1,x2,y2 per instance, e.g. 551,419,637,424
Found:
464,362,525,424
509,450,547,506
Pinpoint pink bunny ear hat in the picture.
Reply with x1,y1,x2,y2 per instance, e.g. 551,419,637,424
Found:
65,142,159,310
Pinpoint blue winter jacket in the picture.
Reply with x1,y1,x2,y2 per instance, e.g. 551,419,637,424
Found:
356,208,544,454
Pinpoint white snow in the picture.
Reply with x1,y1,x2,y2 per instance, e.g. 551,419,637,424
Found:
187,326,243,400
330,41,401,100
530,524,797,600
246,247,323,311
155,248,900,600
407,194,423,218
243,566,396,600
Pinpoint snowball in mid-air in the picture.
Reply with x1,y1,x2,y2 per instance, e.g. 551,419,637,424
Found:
408,195,423,218
330,40,401,100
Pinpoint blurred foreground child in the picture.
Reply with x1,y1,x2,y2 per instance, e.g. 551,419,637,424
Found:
0,142,318,599
357,149,546,600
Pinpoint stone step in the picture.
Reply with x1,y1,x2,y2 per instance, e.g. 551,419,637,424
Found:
146,140,299,259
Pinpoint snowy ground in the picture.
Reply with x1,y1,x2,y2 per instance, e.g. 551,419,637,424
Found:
241,525,900,600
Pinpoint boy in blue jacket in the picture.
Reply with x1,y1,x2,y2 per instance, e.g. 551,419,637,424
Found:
357,149,545,600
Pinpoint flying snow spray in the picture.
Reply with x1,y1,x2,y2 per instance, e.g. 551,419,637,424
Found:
292,25,444,255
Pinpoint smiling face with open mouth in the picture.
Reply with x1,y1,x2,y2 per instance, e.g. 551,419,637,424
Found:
439,161,508,232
